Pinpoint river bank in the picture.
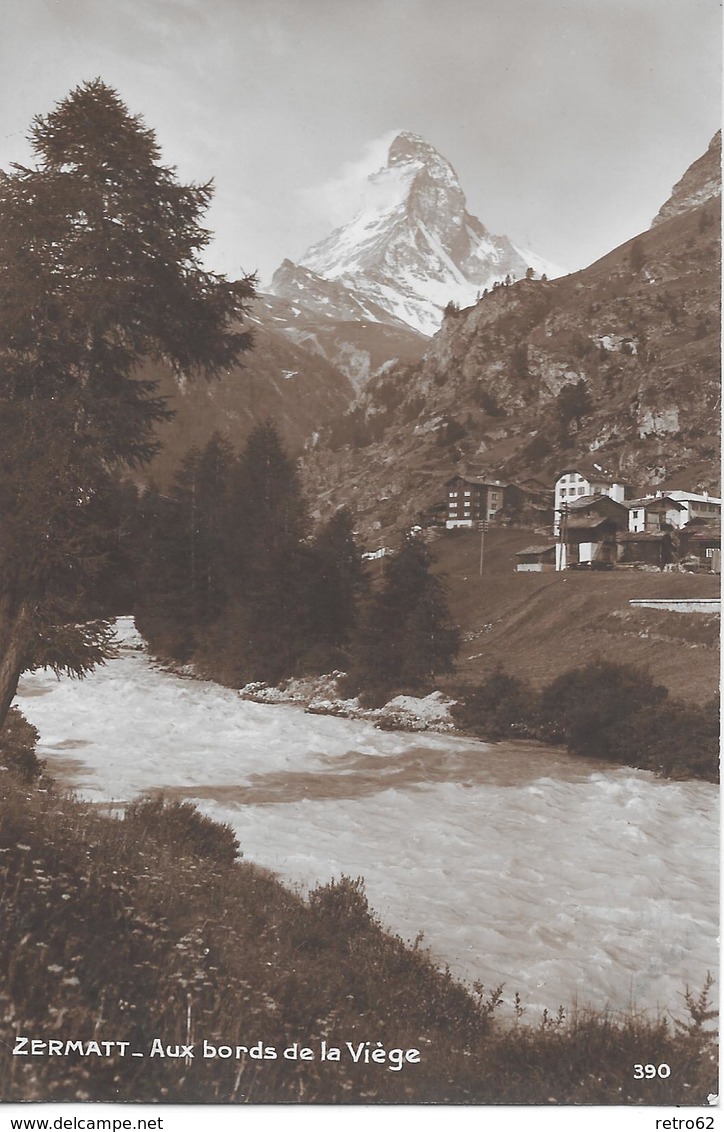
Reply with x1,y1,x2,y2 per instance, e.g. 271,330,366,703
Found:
14,619,719,1030
1,759,717,1105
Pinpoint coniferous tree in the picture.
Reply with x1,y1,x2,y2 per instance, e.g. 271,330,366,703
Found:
133,475,200,661
134,433,235,658
347,533,460,704
224,421,312,684
195,433,235,625
305,507,368,670
0,80,254,728
83,478,142,618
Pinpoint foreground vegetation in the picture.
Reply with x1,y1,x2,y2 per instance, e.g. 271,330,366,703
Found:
0,712,717,1105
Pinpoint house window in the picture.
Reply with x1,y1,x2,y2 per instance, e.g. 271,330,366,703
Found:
464,491,471,497
705,548,715,558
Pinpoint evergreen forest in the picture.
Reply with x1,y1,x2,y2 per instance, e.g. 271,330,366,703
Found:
128,423,460,703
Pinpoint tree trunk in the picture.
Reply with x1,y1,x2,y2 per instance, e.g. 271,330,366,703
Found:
0,596,32,732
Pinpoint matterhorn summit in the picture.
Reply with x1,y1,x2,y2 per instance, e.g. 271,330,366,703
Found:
270,131,556,336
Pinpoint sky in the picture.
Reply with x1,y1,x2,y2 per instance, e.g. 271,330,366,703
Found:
1,0,721,286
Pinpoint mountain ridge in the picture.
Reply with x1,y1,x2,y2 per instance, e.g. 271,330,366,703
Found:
271,131,556,336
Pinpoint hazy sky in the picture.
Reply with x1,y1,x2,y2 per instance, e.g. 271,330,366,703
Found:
1,0,721,284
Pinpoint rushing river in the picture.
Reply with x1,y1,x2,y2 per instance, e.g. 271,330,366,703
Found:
15,619,718,1024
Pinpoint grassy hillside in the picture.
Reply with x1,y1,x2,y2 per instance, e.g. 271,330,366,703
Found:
430,529,719,702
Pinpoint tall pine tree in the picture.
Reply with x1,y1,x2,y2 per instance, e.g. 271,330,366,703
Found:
347,533,460,704
224,421,312,684
0,80,254,728
134,433,235,659
305,506,368,670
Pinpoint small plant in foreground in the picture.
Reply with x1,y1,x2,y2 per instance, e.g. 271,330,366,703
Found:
124,795,240,864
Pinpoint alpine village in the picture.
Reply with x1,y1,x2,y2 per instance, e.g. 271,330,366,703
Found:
0,83,720,1108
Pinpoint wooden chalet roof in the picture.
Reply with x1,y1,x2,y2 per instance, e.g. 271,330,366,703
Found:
515,544,557,556
618,530,672,542
565,515,619,531
684,526,721,542
564,494,628,513
626,495,685,510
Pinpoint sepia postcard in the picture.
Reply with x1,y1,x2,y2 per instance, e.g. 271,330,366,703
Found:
0,2,720,1129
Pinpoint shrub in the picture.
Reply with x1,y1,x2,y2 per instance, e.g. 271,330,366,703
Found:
537,659,668,759
124,795,240,864
308,875,374,934
0,706,43,781
635,696,719,782
452,668,536,740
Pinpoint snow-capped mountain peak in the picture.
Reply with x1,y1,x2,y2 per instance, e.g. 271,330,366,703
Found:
271,131,558,336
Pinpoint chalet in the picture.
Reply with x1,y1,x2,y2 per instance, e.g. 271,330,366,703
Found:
556,494,629,570
626,495,685,533
617,530,676,569
515,544,557,572
445,475,505,528
679,525,721,573
554,460,632,535
503,480,555,526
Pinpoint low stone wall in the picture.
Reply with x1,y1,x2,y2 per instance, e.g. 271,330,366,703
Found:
628,598,721,614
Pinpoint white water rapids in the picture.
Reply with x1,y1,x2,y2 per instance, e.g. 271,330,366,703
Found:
15,619,718,1025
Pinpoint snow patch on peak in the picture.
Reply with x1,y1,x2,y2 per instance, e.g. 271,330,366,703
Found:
511,244,569,281
279,131,555,335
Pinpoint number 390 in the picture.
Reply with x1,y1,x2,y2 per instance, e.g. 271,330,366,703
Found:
633,1063,671,1079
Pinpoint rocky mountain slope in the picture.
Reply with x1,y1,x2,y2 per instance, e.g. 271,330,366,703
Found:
255,287,427,392
270,131,555,336
302,133,721,539
653,131,722,226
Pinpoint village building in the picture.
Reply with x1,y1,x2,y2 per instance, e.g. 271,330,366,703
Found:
679,525,722,573
617,530,677,569
503,480,555,527
660,491,722,526
626,494,685,533
515,544,557,572
554,460,632,535
555,494,629,570
445,475,505,528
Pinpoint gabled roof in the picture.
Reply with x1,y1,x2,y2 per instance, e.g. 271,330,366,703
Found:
516,544,557,556
566,516,618,531
665,491,722,506
626,495,685,510
618,530,672,542
684,526,721,542
564,493,628,513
